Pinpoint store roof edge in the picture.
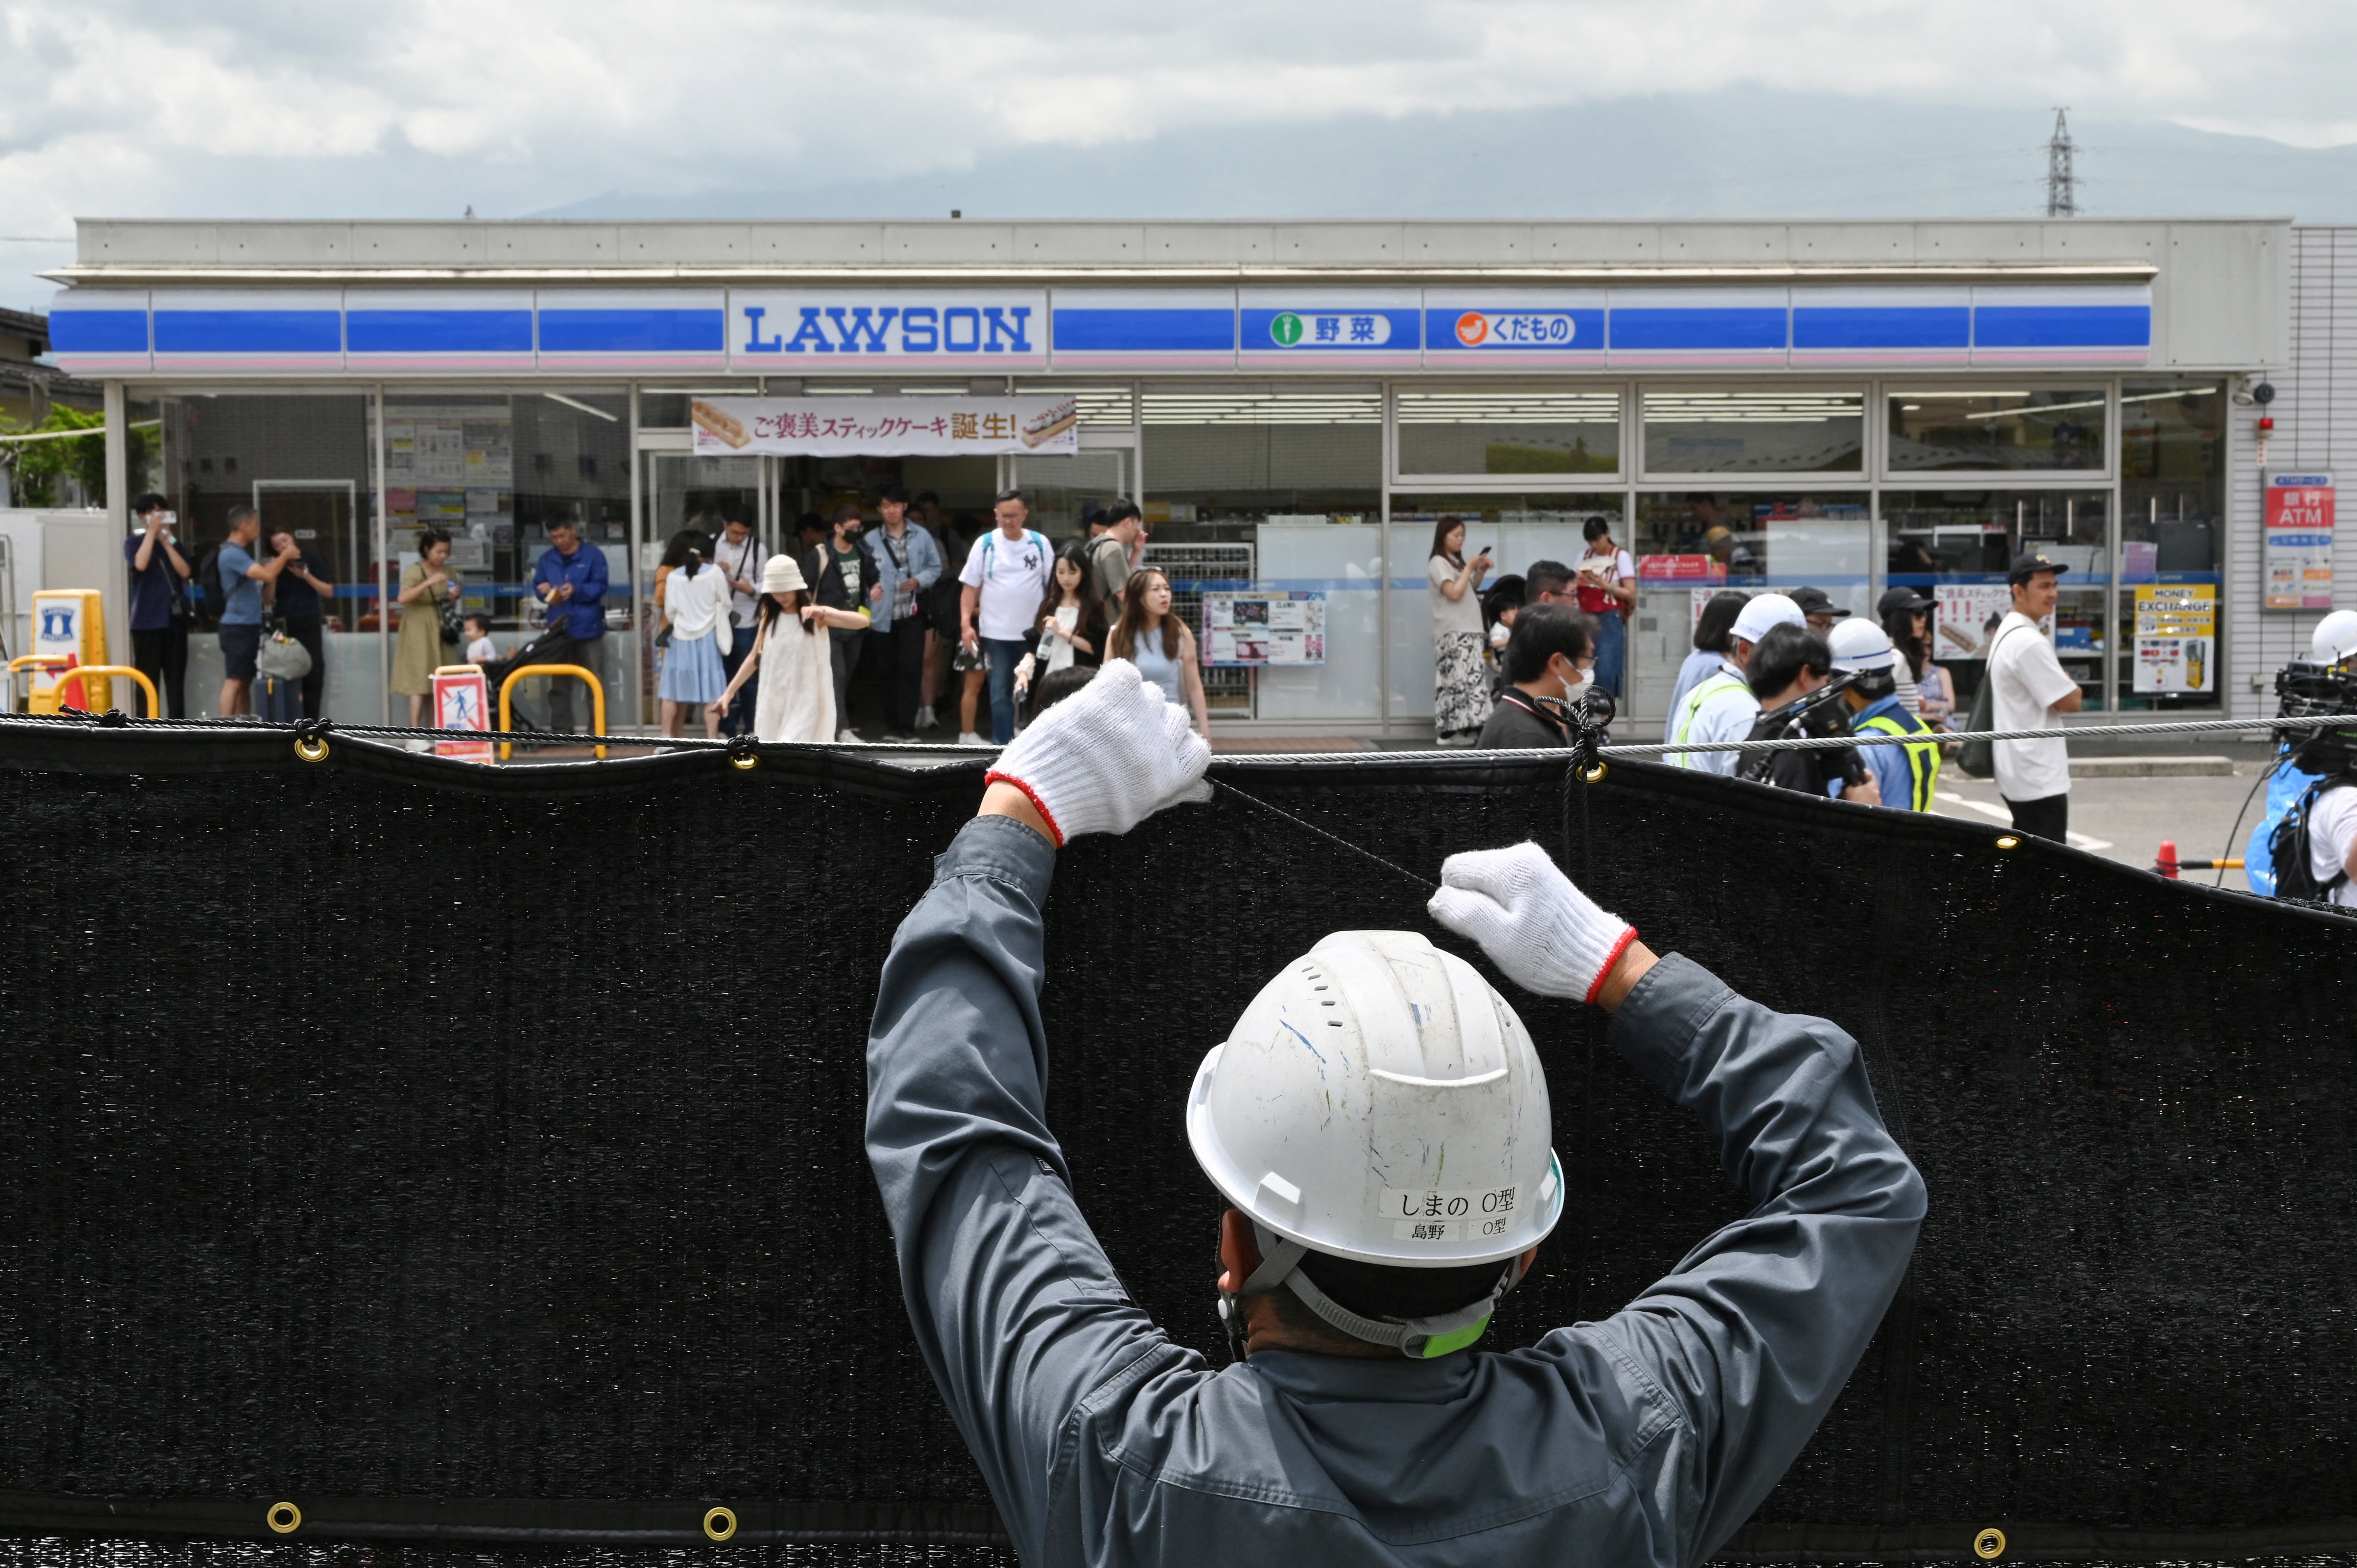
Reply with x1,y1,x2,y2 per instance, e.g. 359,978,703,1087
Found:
42,262,2165,289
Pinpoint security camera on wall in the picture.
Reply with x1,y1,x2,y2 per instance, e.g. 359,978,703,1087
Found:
2233,378,2279,408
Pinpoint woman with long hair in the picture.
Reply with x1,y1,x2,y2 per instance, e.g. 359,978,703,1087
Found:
392,528,460,727
1426,514,1493,745
1669,589,1753,724
1032,544,1107,675
1107,566,1210,740
710,554,869,743
656,533,731,738
1879,586,1950,726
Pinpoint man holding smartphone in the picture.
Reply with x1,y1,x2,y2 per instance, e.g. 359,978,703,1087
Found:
124,493,193,718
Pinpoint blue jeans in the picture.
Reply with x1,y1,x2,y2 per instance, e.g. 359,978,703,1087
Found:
984,637,1027,745
1590,609,1626,701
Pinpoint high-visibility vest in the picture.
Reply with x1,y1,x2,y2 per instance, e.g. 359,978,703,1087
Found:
1857,712,1942,810
1672,670,1750,768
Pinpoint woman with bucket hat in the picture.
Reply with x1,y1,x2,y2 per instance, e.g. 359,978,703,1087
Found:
710,554,870,744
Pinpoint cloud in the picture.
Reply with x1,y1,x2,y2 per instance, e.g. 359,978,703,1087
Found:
5,0,2357,309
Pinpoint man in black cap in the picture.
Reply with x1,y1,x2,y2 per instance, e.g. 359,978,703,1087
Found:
1788,586,1846,636
1985,551,2083,841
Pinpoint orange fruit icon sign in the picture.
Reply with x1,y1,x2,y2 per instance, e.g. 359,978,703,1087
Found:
1455,312,1489,347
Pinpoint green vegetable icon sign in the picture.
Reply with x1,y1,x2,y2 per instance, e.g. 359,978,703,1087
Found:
1270,313,1305,346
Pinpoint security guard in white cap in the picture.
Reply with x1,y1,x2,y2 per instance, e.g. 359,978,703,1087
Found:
1830,618,1942,811
866,658,1926,1568
1670,591,1806,775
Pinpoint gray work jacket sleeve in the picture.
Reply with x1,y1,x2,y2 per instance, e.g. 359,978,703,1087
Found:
1585,955,1928,1564
866,815,1191,1556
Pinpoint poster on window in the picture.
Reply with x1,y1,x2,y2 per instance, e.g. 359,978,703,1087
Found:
2133,583,2217,694
2263,471,2334,609
1201,591,1326,666
689,396,1079,456
1933,584,2017,659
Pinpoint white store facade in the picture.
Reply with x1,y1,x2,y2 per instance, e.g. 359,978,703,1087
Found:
44,217,2295,735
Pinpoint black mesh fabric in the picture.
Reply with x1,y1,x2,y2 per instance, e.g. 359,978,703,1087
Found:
2,721,2355,1563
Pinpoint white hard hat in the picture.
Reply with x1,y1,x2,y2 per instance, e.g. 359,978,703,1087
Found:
1828,616,1899,673
2312,609,2357,665
1187,930,1562,1358
1731,592,1804,645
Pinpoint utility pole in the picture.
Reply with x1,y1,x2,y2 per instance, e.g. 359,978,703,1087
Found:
2045,106,2078,218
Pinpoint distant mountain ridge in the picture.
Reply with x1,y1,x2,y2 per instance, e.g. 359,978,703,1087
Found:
534,92,2351,226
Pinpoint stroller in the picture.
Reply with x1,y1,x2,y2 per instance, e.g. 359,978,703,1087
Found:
475,627,585,742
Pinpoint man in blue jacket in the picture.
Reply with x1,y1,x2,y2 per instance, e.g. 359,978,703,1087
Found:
866,662,1926,1567
530,516,608,735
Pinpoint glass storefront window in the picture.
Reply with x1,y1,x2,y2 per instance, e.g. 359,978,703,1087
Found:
1629,492,1870,722
1394,390,1619,477
1884,488,2110,710
1640,390,1863,475
1887,388,2107,472
1386,496,1627,721
2117,381,2223,709
154,391,375,719
1141,385,1380,544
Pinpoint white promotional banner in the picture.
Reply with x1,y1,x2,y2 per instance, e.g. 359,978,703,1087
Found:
690,396,1079,457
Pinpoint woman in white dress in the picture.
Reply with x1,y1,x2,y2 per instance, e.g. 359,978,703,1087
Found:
710,555,868,743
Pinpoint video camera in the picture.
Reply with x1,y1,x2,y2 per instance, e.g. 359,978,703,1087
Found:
2276,659,2357,775
1738,672,1866,786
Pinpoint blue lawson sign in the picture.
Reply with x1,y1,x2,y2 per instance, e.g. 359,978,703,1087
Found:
728,291,1049,370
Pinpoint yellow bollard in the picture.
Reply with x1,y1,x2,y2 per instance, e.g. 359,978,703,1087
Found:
496,664,607,761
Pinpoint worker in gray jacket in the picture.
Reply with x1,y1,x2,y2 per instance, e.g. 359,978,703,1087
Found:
866,659,1926,1568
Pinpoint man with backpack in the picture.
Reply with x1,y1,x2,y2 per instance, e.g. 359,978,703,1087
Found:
208,504,300,718
958,489,1054,747
1088,500,1142,607
1984,551,2083,842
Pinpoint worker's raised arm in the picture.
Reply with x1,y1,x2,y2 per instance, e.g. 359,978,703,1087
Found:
1430,844,1926,1568
865,662,1211,1554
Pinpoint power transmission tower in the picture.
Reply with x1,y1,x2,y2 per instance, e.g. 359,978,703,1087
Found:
2045,106,2078,218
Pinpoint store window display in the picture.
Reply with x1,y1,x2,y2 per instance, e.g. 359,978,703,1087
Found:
2118,381,2224,710
1883,489,2110,711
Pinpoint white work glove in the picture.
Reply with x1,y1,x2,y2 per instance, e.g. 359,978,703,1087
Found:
1427,842,1637,1006
985,659,1212,846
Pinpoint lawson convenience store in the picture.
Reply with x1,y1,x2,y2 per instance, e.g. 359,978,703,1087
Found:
45,217,2287,735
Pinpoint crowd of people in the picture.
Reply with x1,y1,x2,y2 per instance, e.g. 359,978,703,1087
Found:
639,486,1192,747
1469,547,2087,842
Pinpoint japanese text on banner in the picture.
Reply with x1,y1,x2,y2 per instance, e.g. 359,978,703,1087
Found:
689,396,1078,457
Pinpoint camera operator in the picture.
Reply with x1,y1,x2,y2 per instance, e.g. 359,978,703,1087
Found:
2260,611,2357,905
1737,623,1880,806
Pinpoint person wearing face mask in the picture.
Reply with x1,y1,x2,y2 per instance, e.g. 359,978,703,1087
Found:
1476,604,1596,748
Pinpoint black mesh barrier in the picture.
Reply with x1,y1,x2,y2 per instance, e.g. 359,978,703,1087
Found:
3,719,2355,1565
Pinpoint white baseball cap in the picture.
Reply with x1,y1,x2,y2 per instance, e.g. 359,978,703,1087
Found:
1731,593,1804,645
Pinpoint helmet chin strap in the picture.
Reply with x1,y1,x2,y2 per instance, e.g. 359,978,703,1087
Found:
1221,1222,1528,1361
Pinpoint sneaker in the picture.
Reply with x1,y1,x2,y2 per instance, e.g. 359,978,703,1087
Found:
957,731,985,746
836,728,859,743
883,729,917,743
913,708,938,731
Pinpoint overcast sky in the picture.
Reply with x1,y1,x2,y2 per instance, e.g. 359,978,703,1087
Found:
6,0,2357,311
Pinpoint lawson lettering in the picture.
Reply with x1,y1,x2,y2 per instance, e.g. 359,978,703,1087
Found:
740,303,1035,355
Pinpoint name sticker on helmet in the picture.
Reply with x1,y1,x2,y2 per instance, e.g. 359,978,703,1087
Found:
1382,1185,1518,1241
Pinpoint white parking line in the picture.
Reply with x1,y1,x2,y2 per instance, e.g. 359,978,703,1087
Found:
1931,791,2113,851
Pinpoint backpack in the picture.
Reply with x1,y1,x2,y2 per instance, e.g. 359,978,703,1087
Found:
193,546,228,629
2267,777,2353,903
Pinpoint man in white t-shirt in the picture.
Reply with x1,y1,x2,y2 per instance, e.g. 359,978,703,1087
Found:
958,488,1054,747
1984,551,2084,841
1670,592,1804,775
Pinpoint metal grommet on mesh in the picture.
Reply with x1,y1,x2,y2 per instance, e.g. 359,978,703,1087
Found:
726,736,760,771
1995,835,2020,851
265,1501,302,1535
1974,1526,2007,1560
1580,761,1608,784
293,735,330,763
702,1505,737,1541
